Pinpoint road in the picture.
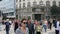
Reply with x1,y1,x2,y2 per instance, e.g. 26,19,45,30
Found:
0,24,55,34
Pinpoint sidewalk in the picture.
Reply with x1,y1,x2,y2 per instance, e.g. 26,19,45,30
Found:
0,24,55,34
43,27,55,34
0,24,15,34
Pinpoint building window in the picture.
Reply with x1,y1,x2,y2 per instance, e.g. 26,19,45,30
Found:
39,1,43,5
19,4,21,8
59,2,60,6
27,2,30,7
23,3,25,8
33,1,37,6
23,0,25,1
53,1,56,6
46,1,50,6
19,0,21,2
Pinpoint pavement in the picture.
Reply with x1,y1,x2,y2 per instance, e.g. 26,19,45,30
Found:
0,24,55,34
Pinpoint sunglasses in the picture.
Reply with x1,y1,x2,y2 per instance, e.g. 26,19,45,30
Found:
23,22,27,24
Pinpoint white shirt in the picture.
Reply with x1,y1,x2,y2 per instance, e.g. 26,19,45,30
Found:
55,21,59,30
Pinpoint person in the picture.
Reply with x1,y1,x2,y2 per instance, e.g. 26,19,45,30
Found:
0,21,2,31
35,21,42,34
43,19,48,32
16,19,29,34
50,19,53,30
13,19,20,32
4,19,11,34
34,20,38,30
53,19,56,27
48,20,50,29
27,19,34,34
59,22,60,34
55,19,59,34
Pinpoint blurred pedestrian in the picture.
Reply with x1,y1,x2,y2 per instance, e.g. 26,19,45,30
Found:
4,19,11,34
35,21,42,34
53,19,56,27
0,21,2,31
16,19,29,34
55,19,60,34
59,22,60,34
27,19,34,34
34,20,38,30
48,20,50,29
43,19,48,32
50,19,53,30
13,19,20,33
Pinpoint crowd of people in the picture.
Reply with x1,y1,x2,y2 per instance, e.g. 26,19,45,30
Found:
1,18,60,34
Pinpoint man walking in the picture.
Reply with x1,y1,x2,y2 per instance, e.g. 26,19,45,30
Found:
5,19,11,34
55,19,60,34
27,19,34,34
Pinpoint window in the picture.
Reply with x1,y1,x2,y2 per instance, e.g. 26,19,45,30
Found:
19,0,21,2
33,1,37,6
23,0,25,1
23,3,25,8
59,2,60,6
8,12,14,16
39,1,43,5
46,1,50,6
27,2,31,7
19,4,21,8
53,1,56,6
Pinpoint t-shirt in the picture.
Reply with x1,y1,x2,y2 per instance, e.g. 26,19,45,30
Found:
5,22,11,29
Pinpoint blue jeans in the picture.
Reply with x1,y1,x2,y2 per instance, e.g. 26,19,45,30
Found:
43,25,47,32
6,28,9,34
6,30,9,34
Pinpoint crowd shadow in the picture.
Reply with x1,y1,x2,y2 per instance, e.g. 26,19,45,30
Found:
48,31,55,34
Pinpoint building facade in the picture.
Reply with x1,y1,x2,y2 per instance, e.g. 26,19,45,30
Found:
16,0,60,20
0,0,16,19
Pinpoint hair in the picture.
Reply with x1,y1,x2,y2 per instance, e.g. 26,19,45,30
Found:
21,18,27,23
20,18,27,26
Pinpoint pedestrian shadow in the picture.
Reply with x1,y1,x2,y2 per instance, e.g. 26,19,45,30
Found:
48,32,55,34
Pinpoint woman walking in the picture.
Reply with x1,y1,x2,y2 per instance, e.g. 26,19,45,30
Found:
16,19,29,34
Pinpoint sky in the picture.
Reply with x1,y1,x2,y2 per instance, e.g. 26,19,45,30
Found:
0,0,16,10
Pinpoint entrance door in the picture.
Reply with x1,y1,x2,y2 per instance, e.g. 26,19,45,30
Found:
34,14,41,21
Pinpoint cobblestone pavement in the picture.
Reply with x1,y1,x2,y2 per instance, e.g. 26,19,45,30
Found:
0,24,55,34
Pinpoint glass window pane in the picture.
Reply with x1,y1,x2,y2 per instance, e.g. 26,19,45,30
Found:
33,1,37,6
23,3,25,8
59,2,60,6
23,0,25,1
40,1,43,5
27,2,30,7
53,1,56,6
20,0,21,2
46,1,50,6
